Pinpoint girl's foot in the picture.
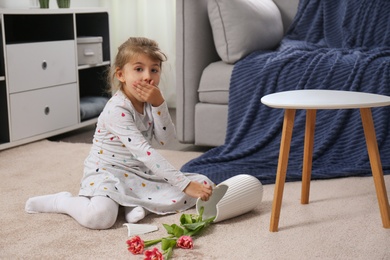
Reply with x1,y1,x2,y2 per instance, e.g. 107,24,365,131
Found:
125,206,148,223
25,192,72,213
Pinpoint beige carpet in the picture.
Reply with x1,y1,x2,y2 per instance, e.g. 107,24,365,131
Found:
1,140,389,260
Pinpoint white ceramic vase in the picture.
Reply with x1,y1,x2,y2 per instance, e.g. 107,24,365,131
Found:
196,174,263,222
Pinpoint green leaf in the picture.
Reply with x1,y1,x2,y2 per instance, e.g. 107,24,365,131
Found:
197,206,204,222
182,216,216,236
185,226,204,236
161,238,177,251
185,214,194,223
203,216,216,225
171,224,184,237
180,213,194,225
164,223,184,237
163,223,174,235
163,246,173,260
182,221,205,231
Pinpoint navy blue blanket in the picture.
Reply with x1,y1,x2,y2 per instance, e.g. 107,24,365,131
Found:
181,0,390,185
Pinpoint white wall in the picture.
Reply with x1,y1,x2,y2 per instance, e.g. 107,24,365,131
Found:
99,0,176,107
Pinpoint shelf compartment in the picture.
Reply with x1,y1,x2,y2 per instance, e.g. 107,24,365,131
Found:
78,65,110,98
76,12,110,62
0,81,9,143
4,14,74,44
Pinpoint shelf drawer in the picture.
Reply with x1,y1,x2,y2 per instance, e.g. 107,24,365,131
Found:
6,40,77,93
9,83,78,141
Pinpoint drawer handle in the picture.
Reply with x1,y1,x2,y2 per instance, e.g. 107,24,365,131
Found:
42,60,48,70
44,106,50,115
84,49,95,56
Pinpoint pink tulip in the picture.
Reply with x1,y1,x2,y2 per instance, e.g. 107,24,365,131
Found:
144,247,164,260
126,236,145,255
176,235,194,249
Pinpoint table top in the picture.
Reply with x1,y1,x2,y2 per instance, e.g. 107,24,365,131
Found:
261,90,390,109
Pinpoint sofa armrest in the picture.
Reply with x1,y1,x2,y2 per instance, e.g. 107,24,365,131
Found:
176,0,220,144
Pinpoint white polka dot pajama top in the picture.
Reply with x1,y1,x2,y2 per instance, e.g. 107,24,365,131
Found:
79,90,213,214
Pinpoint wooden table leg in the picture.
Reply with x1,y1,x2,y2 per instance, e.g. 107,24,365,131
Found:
301,109,316,204
360,108,390,228
270,109,296,232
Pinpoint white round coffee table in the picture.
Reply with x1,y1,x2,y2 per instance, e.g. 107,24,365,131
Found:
261,89,390,232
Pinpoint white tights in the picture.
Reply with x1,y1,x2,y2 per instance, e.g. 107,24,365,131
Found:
25,192,148,230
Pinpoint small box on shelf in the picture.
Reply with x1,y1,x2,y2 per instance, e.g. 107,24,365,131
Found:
77,36,103,66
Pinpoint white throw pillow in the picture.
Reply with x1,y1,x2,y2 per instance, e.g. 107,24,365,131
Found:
208,0,284,64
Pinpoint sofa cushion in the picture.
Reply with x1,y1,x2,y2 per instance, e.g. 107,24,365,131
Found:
80,96,109,121
195,103,228,146
198,61,234,104
208,0,284,64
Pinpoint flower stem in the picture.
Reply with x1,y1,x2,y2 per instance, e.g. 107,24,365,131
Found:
163,247,173,260
144,238,162,247
144,235,175,248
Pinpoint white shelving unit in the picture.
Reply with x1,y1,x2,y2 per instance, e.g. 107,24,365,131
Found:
0,8,111,150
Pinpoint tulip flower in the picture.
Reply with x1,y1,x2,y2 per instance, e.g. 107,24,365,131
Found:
144,247,164,260
126,207,214,259
176,236,193,249
126,236,144,254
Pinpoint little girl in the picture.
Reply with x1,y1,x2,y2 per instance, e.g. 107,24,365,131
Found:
25,37,213,230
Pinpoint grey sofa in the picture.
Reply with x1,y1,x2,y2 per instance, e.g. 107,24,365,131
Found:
175,0,299,146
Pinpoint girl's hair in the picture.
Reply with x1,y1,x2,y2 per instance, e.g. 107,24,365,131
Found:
107,37,167,93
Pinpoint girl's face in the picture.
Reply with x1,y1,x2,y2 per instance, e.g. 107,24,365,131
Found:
116,53,161,102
